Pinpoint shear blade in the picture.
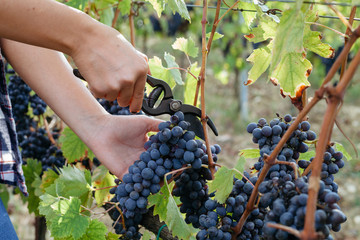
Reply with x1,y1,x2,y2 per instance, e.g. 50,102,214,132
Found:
184,113,205,140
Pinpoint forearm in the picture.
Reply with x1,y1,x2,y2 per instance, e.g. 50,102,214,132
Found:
1,39,108,140
0,0,107,55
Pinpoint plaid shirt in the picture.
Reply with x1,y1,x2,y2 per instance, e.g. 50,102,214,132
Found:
0,54,28,196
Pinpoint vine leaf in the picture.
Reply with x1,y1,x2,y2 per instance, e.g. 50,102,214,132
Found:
106,232,121,240
334,142,352,161
49,197,90,240
270,7,307,73
239,148,260,159
206,32,224,41
148,181,197,240
208,165,243,204
79,219,108,240
303,10,335,58
172,37,199,58
238,1,257,28
22,159,42,215
270,52,312,98
146,0,165,17
59,127,95,163
39,169,59,194
164,52,183,85
45,166,92,207
167,0,191,22
184,62,201,105
246,41,273,85
149,56,176,89
299,150,316,161
244,15,277,43
117,0,132,16
92,166,116,206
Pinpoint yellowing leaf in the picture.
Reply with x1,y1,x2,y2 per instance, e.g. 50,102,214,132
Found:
270,52,312,98
270,8,306,72
146,0,165,17
239,148,260,159
246,41,273,85
172,37,199,58
303,10,335,58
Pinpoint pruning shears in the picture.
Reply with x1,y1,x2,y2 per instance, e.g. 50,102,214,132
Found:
73,69,218,140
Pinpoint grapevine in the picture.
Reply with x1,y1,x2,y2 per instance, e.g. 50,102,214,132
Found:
1,0,359,240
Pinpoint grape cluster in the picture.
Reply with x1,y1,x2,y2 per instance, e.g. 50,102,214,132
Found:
97,99,142,115
7,75,32,125
110,112,221,239
196,173,266,240
299,147,344,192
246,114,346,239
30,94,47,116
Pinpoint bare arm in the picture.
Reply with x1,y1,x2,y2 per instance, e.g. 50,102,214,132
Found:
1,39,161,178
0,0,148,112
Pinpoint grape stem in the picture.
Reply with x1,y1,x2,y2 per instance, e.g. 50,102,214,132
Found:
266,222,301,238
42,114,57,146
231,24,360,240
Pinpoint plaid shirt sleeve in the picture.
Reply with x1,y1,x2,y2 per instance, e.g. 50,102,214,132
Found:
0,54,28,196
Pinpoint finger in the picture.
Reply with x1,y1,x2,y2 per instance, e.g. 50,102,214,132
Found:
143,116,164,132
117,84,134,107
129,73,147,113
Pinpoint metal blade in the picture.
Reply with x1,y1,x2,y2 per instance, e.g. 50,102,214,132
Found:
184,113,205,140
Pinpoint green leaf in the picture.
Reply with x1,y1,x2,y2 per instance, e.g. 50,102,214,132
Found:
208,166,235,204
59,127,95,163
92,166,116,206
45,166,92,207
334,142,353,161
99,7,114,26
117,0,132,15
299,150,315,161
270,52,312,98
39,193,60,219
146,0,165,17
303,10,334,58
235,155,246,174
79,219,107,240
65,0,87,10
246,41,273,85
149,56,176,89
172,37,199,58
239,148,260,159
184,62,201,106
167,0,191,22
22,159,43,215
164,52,183,85
49,197,90,240
270,8,306,72
148,181,197,239
206,32,224,41
106,232,121,240
148,183,172,222
142,230,156,240
40,169,60,194
0,185,9,209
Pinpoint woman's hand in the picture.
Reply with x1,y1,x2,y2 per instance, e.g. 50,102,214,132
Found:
71,27,149,113
85,115,163,178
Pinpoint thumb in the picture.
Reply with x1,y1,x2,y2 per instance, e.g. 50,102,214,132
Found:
141,116,164,132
